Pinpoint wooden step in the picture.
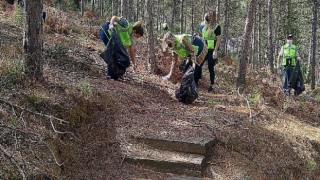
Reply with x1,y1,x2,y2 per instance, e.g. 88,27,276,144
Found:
122,143,205,177
133,135,216,156
170,175,204,180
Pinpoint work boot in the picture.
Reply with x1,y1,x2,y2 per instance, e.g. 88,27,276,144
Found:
284,90,290,96
208,85,214,92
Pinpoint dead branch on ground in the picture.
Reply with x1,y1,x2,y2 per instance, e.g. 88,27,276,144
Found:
0,98,69,124
0,144,27,180
50,120,80,141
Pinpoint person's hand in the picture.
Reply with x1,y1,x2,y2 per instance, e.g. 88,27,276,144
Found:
297,56,301,64
213,51,218,59
162,75,170,81
109,23,114,29
132,64,137,73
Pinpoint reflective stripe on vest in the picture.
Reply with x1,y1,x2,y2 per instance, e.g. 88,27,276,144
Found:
173,34,199,59
108,23,133,47
202,25,217,49
282,44,296,66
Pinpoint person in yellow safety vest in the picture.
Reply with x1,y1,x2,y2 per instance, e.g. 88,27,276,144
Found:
200,11,221,92
199,13,209,37
277,34,301,96
99,16,144,72
161,31,208,85
162,23,169,31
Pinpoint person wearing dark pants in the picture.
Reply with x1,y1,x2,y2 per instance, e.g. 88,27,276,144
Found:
99,16,144,72
277,34,301,96
161,32,208,86
200,11,221,92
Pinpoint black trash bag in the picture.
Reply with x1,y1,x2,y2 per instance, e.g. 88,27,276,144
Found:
179,59,188,72
99,29,130,80
175,67,198,104
289,61,305,96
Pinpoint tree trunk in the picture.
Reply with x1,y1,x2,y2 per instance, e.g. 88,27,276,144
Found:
170,0,176,33
253,2,262,69
24,0,44,80
121,0,128,18
274,11,279,66
180,0,184,34
156,0,159,31
203,0,206,15
191,0,194,34
310,0,318,89
267,0,274,74
221,0,229,56
91,0,95,13
251,11,256,69
112,0,118,15
237,0,257,87
141,0,145,21
145,0,156,73
216,0,220,23
81,0,84,16
127,0,133,22
257,2,261,68
136,0,139,20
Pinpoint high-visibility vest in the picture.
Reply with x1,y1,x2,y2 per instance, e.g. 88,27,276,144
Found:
172,34,199,59
282,44,296,66
199,21,206,34
108,20,133,48
202,25,218,49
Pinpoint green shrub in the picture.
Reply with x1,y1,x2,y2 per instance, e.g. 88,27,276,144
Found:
10,114,18,127
13,6,24,26
26,92,46,106
0,58,24,90
79,79,93,100
315,92,320,101
306,159,317,171
249,89,261,108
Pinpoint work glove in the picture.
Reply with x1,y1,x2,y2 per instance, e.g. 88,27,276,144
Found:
213,51,218,59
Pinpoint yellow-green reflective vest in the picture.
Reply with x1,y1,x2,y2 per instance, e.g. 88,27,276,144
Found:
202,25,217,49
282,44,296,66
173,34,199,59
108,22,133,48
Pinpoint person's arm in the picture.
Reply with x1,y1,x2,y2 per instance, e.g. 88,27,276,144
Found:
109,16,120,27
182,36,196,63
295,48,301,63
129,45,136,72
213,25,222,59
163,53,178,80
213,35,221,59
277,46,283,67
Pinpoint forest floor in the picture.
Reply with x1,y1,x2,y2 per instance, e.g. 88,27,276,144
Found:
1,2,320,180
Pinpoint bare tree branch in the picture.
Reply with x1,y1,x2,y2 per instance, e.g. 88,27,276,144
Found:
50,120,80,141
45,143,64,167
0,98,69,124
0,124,37,136
0,144,27,180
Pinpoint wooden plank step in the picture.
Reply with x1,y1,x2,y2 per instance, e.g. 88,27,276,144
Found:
133,135,216,155
123,143,205,177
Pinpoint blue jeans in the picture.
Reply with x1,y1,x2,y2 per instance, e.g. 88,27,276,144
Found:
282,67,294,93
